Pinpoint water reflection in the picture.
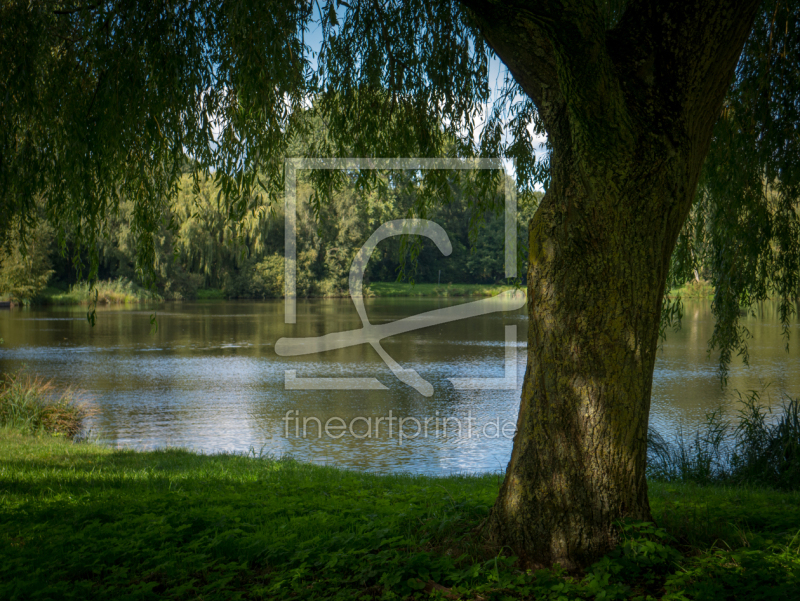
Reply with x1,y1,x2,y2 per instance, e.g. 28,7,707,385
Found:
0,299,798,475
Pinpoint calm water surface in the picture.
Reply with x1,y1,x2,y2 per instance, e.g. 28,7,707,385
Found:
1,298,798,475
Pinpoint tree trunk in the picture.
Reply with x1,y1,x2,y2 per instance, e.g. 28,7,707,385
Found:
460,0,762,569
485,118,678,570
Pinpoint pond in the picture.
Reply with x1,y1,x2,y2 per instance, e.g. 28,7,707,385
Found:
1,297,798,475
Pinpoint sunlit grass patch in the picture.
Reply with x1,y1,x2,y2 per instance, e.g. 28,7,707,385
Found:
365,282,521,298
668,279,715,299
41,277,161,305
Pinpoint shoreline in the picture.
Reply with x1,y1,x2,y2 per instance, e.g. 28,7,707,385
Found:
31,281,524,306
19,278,778,306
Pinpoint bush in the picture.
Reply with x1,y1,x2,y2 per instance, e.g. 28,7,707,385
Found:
231,254,285,299
196,288,226,300
0,220,54,302
0,372,92,438
227,252,316,299
160,270,203,300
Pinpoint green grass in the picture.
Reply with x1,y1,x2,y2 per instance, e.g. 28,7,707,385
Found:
40,278,161,305
668,280,715,299
1,433,798,600
196,288,227,300
365,282,521,298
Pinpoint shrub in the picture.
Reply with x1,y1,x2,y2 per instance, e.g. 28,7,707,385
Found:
227,252,316,299
160,270,203,300
0,220,54,302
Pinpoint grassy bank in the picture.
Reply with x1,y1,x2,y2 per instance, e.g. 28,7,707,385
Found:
668,280,715,299
33,281,517,304
1,378,797,599
365,282,519,298
203,282,520,300
0,432,798,600
39,278,161,305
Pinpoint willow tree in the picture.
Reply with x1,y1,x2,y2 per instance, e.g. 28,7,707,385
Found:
2,0,798,568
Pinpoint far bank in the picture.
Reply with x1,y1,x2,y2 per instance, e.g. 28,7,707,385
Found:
26,279,522,306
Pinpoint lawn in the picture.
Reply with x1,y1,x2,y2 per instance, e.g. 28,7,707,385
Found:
1,432,798,600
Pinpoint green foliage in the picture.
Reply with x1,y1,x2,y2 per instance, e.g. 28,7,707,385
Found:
366,282,516,298
653,483,800,600
1,435,798,600
26,164,537,300
1,0,312,284
226,255,285,299
195,288,226,301
1,0,798,370
0,219,54,302
730,391,800,488
0,0,499,290
668,280,715,300
670,0,800,377
609,521,683,578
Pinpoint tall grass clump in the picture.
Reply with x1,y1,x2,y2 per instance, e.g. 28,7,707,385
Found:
730,390,800,487
648,390,800,489
44,277,161,305
0,372,92,438
647,409,731,484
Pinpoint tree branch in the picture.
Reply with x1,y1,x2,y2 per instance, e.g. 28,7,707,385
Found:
461,0,761,169
460,0,635,162
607,0,762,169
457,1,563,120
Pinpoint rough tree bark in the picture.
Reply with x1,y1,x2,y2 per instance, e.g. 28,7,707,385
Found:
460,0,762,569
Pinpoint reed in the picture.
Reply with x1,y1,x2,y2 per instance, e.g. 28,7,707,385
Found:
648,390,800,490
42,277,161,305
0,372,93,438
